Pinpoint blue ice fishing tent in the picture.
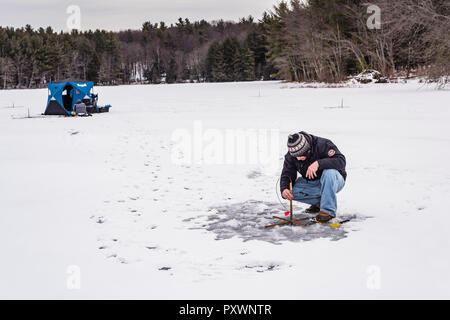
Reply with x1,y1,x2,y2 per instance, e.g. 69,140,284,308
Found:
44,79,111,115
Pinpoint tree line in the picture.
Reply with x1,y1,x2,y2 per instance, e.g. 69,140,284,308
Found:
0,25,121,88
265,0,450,85
0,17,274,88
0,0,449,89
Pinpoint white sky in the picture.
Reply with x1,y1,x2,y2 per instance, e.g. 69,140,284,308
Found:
0,0,280,32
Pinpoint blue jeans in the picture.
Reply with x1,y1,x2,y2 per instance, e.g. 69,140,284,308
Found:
292,169,345,217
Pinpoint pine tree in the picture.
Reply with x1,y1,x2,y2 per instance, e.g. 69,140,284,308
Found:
87,51,101,83
166,57,178,83
222,37,240,81
263,2,290,79
237,46,255,81
206,41,225,82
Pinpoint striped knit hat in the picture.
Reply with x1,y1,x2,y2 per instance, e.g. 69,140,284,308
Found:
287,133,310,157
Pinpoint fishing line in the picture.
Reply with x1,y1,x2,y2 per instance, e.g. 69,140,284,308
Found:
276,175,293,212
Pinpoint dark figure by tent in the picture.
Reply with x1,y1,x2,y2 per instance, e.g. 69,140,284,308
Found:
280,132,347,223
74,99,87,115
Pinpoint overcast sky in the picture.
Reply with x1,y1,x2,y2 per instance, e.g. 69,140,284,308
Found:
0,0,279,32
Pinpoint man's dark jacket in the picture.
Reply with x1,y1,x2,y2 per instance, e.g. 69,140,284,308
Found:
280,132,347,193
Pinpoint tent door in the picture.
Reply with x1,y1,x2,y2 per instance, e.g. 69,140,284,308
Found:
62,85,75,112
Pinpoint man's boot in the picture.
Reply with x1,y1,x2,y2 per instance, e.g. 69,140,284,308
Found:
315,211,334,223
305,204,320,214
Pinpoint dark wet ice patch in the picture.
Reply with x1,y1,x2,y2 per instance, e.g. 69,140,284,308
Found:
186,200,364,245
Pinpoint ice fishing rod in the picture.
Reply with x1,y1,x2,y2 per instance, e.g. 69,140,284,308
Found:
275,175,351,228
266,176,305,228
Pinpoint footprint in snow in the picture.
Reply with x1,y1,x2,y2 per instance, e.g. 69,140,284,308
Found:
117,257,128,264
96,217,106,224
247,170,262,179
242,263,281,273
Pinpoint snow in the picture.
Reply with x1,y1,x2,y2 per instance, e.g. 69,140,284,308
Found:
0,80,449,299
349,69,387,84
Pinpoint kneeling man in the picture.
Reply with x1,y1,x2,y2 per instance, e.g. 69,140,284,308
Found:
280,132,347,223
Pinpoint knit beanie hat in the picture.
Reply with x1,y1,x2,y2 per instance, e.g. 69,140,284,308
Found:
287,132,310,157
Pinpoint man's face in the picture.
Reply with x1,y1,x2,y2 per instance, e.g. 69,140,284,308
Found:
295,149,311,161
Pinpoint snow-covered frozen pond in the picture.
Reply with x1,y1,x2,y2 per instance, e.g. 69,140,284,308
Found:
0,81,449,299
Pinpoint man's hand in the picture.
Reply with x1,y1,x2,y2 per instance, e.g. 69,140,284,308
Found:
306,161,319,179
282,189,293,200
